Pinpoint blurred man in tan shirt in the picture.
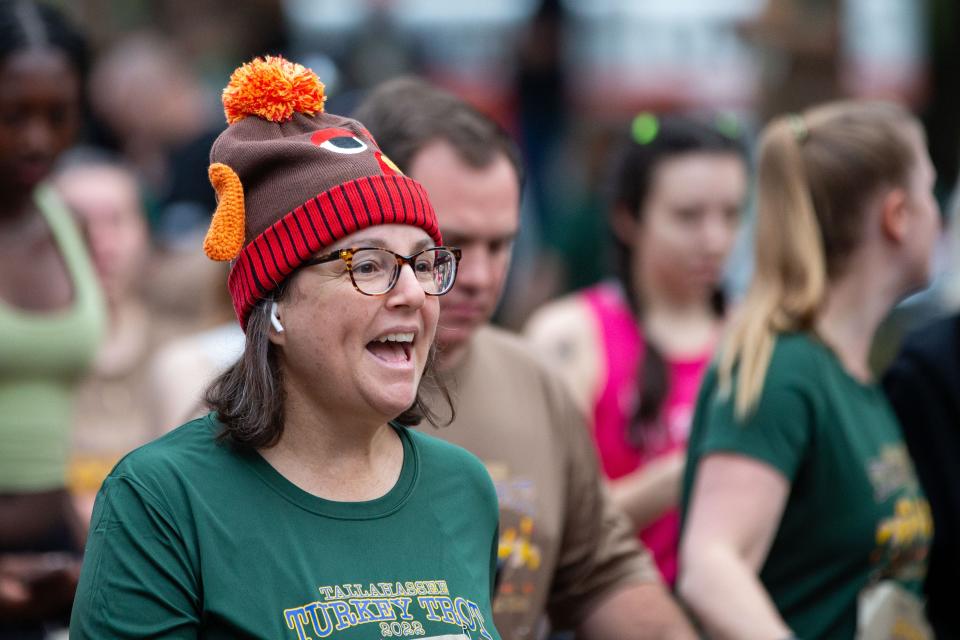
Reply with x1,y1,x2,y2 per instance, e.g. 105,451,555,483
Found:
356,78,696,640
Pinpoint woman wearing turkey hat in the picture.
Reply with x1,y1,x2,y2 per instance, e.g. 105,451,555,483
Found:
70,57,501,640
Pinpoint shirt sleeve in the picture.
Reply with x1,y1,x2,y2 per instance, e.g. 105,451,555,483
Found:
697,379,814,482
544,380,660,631
70,474,201,639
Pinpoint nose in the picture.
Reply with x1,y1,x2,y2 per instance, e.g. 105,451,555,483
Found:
702,210,736,259
386,263,427,308
23,115,56,157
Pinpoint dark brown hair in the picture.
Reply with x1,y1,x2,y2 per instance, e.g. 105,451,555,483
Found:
205,278,450,449
353,76,524,187
0,1,88,75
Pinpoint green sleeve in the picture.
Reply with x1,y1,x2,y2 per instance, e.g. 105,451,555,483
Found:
70,474,200,638
698,381,814,482
490,524,500,600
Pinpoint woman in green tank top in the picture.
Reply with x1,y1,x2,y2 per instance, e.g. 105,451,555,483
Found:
679,102,940,638
0,3,104,634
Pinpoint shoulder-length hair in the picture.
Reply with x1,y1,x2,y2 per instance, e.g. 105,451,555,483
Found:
205,293,450,449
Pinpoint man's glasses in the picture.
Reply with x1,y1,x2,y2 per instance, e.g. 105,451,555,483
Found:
303,246,462,296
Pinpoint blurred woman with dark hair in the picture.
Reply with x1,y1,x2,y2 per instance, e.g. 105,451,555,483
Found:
0,1,104,634
527,113,748,585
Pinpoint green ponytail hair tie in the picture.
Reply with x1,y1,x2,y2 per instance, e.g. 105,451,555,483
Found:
714,111,743,140
788,113,809,143
631,112,659,145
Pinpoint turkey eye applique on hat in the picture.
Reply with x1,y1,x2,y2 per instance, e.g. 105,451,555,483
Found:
310,128,369,154
310,127,403,176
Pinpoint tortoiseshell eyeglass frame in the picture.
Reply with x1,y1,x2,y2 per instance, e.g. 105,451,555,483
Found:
302,246,462,296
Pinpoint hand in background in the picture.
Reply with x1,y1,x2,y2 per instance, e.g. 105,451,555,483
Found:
0,552,81,622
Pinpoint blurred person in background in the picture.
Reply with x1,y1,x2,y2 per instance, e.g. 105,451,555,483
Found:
87,32,212,210
921,0,960,205
146,264,244,432
70,55,501,639
87,32,230,337
884,314,960,640
679,101,938,639
51,152,165,524
525,114,748,587
513,0,566,237
738,0,841,124
491,0,575,333
356,77,696,640
52,151,237,451
0,1,105,636
884,180,960,639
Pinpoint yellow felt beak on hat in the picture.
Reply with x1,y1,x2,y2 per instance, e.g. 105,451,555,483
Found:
203,163,245,261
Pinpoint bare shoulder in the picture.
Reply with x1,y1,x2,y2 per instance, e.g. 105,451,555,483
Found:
525,295,599,362
147,326,244,434
524,295,602,415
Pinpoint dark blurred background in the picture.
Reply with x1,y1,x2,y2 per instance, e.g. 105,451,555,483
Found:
51,0,958,336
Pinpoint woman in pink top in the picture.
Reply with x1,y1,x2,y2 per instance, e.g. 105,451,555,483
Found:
527,114,748,584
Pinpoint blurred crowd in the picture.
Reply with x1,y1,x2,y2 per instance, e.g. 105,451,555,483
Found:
2,0,959,638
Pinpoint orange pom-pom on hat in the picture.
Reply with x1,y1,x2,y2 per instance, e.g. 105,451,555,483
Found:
222,55,326,124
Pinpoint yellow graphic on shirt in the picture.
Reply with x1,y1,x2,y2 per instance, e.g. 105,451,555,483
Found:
892,617,931,640
876,498,933,549
498,517,541,571
282,579,493,639
867,445,932,583
484,465,542,615
867,446,917,502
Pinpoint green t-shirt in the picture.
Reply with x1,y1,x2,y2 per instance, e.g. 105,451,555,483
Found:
681,333,931,639
70,414,501,640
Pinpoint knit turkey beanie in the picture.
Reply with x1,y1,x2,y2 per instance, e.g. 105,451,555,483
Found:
202,56,441,330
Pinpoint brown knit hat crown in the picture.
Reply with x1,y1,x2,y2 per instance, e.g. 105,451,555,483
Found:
203,56,441,330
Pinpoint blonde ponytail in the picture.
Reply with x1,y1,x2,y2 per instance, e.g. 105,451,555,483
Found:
719,116,826,417
719,101,917,418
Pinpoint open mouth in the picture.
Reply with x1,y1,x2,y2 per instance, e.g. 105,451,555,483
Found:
366,332,414,364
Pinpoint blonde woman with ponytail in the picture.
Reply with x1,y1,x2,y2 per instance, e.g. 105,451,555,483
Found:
678,101,939,640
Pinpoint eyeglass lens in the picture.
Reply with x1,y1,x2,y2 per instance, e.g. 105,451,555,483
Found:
351,248,456,295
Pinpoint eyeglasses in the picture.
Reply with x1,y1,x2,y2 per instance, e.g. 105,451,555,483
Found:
303,246,462,296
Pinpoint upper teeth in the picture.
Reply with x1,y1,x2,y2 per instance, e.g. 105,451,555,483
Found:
377,333,414,344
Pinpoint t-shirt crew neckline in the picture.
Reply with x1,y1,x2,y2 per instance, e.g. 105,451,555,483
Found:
236,417,420,520
806,331,881,394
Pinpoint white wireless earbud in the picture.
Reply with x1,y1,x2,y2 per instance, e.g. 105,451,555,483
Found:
270,301,285,333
